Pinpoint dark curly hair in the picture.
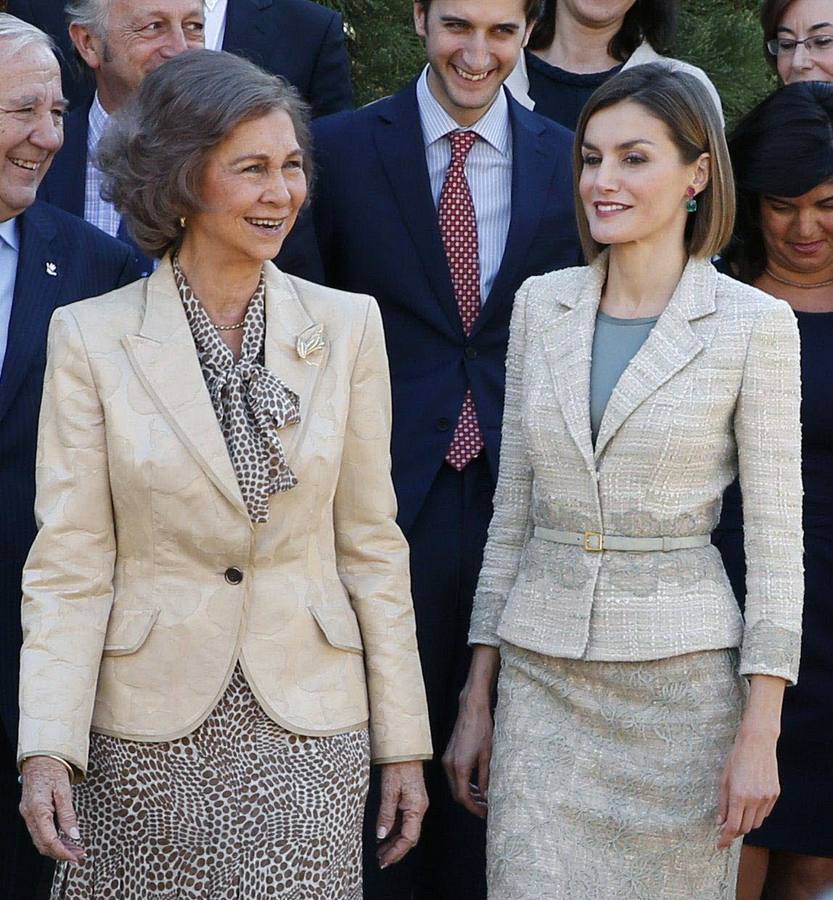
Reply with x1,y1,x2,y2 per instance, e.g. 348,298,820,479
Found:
528,0,678,60
96,50,312,259
415,0,545,24
723,81,833,283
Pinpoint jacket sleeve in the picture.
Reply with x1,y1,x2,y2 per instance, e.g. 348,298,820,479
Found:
17,307,116,777
308,11,354,118
468,279,535,646
735,300,803,684
333,297,432,764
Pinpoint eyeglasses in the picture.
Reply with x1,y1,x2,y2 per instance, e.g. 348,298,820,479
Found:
767,34,833,56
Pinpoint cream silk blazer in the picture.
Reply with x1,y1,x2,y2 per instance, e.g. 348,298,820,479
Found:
18,260,432,776
469,253,804,683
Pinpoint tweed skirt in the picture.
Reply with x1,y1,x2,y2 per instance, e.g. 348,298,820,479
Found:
486,644,747,899
50,664,370,900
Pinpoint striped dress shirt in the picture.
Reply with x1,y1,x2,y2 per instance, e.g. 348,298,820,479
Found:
0,217,19,378
416,66,513,305
84,94,120,238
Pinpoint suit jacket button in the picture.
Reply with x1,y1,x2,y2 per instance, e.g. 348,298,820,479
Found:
224,567,244,585
436,417,450,432
465,346,478,360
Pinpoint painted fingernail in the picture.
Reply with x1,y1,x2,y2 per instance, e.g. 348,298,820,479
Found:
70,827,81,841
376,826,388,840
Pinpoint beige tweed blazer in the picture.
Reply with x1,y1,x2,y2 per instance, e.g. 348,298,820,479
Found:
469,252,804,683
18,259,432,777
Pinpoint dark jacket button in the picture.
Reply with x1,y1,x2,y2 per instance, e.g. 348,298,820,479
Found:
224,567,244,585
465,346,478,360
436,417,450,432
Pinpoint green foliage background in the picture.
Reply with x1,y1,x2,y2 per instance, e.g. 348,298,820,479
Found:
0,0,776,127
320,0,776,128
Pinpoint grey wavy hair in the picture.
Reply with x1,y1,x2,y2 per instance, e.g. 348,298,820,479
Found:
0,12,56,57
96,50,313,260
64,0,110,37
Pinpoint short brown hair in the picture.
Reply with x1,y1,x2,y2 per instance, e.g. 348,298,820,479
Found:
573,63,734,262
415,0,544,25
96,50,312,259
760,0,794,72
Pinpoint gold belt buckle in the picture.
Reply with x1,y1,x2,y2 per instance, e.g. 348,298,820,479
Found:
583,531,604,552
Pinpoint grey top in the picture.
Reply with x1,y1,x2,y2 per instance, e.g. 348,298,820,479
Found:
590,311,658,442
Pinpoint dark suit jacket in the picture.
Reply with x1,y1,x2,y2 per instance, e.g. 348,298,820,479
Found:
7,0,353,118
283,82,582,533
0,201,140,744
37,100,88,220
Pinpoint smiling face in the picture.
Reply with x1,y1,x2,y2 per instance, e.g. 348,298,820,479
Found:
776,0,833,83
182,109,307,271
556,0,636,30
70,0,204,112
760,180,833,280
578,101,709,253
414,0,533,127
0,40,65,222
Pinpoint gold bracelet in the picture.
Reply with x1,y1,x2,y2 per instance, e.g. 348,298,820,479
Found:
19,754,75,784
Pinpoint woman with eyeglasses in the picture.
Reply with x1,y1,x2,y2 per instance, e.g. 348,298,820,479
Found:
715,81,833,900
762,0,833,83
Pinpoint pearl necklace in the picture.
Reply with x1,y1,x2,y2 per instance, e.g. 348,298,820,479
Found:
765,268,833,289
209,317,246,331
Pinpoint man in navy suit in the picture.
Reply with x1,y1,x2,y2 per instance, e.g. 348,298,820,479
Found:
0,15,140,897
282,1,581,896
7,0,353,117
33,0,207,277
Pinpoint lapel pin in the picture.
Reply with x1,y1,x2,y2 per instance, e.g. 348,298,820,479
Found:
296,323,326,366
45,261,58,277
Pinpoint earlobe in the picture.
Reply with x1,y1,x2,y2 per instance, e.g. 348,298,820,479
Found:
68,23,102,70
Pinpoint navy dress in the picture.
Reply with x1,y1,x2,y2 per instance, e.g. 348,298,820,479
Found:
525,49,622,131
714,308,833,858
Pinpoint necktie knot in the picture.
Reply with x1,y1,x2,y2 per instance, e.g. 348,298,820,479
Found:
448,130,478,168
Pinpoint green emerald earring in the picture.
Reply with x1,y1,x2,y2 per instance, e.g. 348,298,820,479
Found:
686,187,698,213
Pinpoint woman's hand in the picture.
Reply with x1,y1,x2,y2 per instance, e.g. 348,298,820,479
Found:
716,674,785,850
443,644,500,819
443,695,493,819
375,760,429,869
19,756,85,864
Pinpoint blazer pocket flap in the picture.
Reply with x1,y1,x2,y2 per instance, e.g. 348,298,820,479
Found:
102,608,160,656
309,606,364,654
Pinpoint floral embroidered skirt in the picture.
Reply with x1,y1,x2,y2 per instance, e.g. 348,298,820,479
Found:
486,644,747,899
51,664,369,900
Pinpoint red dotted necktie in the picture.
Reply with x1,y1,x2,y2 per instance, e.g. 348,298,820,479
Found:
439,130,485,471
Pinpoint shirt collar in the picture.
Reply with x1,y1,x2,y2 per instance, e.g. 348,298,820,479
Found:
88,92,110,151
0,216,20,253
204,0,219,10
416,65,511,158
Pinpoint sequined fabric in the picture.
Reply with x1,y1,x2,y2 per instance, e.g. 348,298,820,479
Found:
173,256,300,522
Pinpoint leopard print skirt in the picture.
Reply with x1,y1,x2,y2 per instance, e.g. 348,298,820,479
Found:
50,664,370,899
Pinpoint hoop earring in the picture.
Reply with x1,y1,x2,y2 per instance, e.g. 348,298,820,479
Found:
686,187,698,213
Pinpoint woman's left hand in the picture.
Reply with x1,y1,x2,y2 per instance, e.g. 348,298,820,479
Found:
716,727,780,849
375,760,429,869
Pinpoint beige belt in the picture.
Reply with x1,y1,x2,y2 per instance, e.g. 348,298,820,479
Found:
533,526,711,553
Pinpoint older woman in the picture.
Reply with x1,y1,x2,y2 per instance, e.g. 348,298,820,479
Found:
445,64,802,898
17,49,432,899
714,81,833,900
505,0,722,130
762,0,833,83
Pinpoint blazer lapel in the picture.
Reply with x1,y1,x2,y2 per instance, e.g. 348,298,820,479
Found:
122,260,250,521
261,263,328,464
473,94,557,337
0,205,65,425
372,85,461,337
542,257,606,472
593,256,717,460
